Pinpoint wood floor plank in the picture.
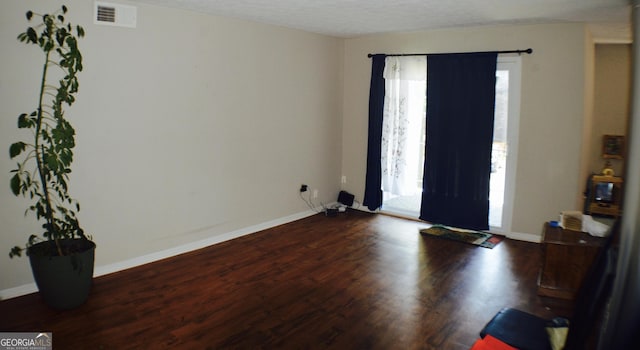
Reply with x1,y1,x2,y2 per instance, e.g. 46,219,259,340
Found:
0,210,571,349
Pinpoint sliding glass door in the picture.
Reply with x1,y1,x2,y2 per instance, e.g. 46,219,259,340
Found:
382,56,521,232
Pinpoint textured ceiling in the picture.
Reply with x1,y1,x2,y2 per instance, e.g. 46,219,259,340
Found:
130,0,631,40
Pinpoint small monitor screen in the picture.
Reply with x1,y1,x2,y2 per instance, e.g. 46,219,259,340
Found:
595,182,614,203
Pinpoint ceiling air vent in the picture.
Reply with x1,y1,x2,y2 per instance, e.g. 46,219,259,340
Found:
94,1,137,28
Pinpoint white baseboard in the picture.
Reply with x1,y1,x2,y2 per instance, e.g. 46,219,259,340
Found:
506,231,542,243
0,283,38,301
353,206,378,214
356,207,542,243
0,209,317,301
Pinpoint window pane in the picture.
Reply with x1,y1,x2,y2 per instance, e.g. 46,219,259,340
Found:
489,70,509,228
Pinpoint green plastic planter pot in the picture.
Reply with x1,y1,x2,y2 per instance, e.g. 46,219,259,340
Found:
28,239,96,310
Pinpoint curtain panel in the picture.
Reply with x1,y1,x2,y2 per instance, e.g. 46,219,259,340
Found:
363,54,386,211
381,56,427,196
419,53,498,230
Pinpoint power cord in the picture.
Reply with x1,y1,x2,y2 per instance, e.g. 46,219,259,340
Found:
299,185,360,215
299,190,325,213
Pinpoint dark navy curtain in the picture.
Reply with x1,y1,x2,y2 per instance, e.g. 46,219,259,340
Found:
363,54,386,211
419,53,497,230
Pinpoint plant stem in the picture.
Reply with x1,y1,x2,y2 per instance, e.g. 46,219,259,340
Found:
34,49,63,257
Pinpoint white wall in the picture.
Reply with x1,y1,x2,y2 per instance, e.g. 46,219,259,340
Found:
341,23,589,238
579,28,596,212
589,44,631,176
0,0,343,293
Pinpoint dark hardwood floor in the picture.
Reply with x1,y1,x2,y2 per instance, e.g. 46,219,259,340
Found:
0,210,571,349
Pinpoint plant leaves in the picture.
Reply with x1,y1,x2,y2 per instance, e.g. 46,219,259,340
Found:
46,154,58,170
9,142,26,158
26,27,37,43
9,246,23,258
10,173,21,195
17,113,30,128
12,5,88,251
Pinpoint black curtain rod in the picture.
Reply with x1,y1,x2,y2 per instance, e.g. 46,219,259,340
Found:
367,48,532,58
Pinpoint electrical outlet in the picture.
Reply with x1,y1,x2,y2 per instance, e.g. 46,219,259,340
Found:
341,175,347,184
313,189,318,198
300,184,308,192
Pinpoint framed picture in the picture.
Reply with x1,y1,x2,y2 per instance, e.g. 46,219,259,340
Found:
602,135,625,159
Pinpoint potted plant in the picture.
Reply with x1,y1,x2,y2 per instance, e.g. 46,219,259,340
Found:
8,5,95,310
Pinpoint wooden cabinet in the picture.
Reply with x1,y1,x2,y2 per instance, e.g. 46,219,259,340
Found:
537,222,605,300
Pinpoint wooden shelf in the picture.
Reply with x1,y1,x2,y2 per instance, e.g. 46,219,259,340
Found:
586,175,623,217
